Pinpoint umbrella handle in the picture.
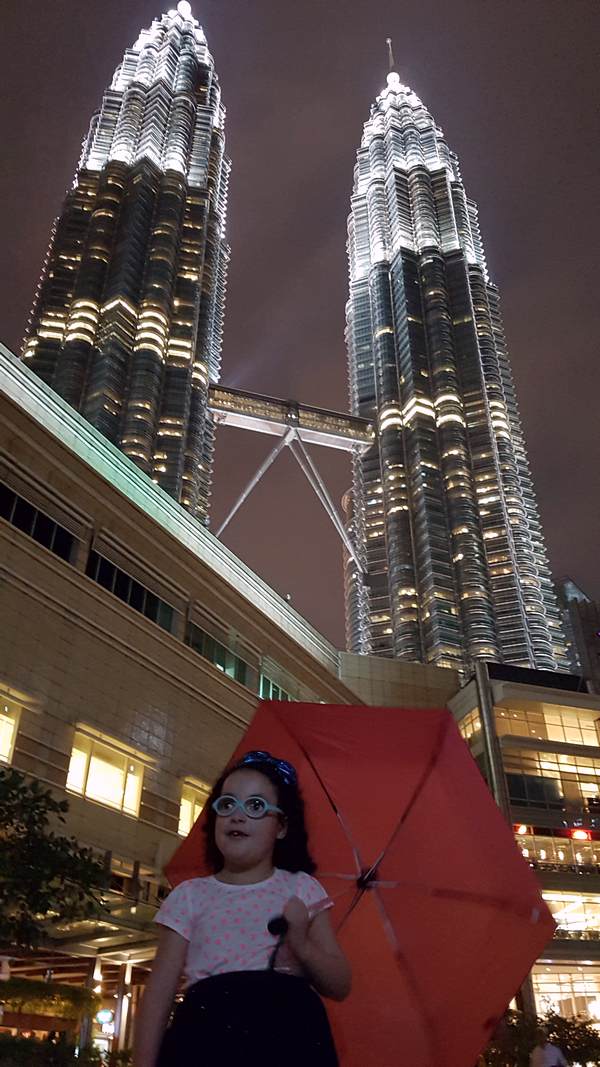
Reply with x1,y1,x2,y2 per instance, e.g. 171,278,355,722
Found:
267,915,289,970
267,916,289,938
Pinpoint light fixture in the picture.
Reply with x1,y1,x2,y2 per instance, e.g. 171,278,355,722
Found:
571,829,591,841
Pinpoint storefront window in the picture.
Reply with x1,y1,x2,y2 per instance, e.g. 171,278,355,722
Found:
515,830,600,869
66,730,143,815
532,964,600,1021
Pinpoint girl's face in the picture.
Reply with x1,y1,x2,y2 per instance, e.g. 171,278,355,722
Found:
214,768,286,871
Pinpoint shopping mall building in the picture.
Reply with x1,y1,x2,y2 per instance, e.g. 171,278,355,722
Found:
2,343,600,1050
451,662,600,1020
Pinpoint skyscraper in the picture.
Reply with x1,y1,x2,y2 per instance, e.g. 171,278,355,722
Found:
22,2,229,521
344,64,569,672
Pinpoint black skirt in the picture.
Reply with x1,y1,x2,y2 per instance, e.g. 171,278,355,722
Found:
157,970,339,1066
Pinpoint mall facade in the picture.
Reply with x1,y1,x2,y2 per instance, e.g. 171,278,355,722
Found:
451,661,600,1021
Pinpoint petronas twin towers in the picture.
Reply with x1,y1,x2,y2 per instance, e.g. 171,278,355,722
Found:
22,6,569,673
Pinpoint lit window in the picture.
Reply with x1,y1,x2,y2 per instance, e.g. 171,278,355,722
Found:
178,779,211,837
0,697,20,764
66,730,143,816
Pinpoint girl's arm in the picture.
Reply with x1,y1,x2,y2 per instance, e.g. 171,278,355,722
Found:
133,924,188,1067
283,896,351,1001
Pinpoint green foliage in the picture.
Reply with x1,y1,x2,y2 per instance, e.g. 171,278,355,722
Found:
0,975,99,1019
485,1008,600,1066
0,767,107,949
0,1034,102,1066
545,1011,600,1066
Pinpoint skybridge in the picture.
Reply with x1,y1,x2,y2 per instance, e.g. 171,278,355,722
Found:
208,385,374,573
208,385,373,452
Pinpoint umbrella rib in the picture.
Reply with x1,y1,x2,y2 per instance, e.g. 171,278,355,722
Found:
366,714,451,879
364,880,545,923
372,885,441,1064
292,738,364,877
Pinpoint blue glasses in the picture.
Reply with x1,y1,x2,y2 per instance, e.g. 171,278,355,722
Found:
237,750,297,786
212,794,284,819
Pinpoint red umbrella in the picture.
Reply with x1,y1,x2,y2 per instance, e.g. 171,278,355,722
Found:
166,702,554,1067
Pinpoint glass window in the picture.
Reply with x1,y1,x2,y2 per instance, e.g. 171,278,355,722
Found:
86,550,100,581
97,557,116,591
532,964,600,1021
512,827,597,870
234,658,247,686
258,674,291,702
0,698,20,764
129,580,145,613
1,483,76,563
0,484,16,520
157,601,173,632
186,623,250,688
543,891,600,940
178,780,211,837
12,497,36,535
51,526,74,562
85,550,175,634
458,708,481,746
66,730,144,816
32,511,55,550
214,642,227,672
496,703,600,748
144,592,159,623
114,569,131,602
506,748,600,813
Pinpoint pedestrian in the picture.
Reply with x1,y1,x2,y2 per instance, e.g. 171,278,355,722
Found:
133,750,351,1067
530,1026,568,1066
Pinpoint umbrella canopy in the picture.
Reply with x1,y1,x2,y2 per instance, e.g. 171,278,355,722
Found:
166,702,554,1067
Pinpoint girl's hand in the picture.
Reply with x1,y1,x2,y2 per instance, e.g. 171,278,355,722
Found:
283,895,310,959
282,897,351,1001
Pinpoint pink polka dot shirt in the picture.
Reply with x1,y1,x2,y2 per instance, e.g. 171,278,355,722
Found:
155,868,332,986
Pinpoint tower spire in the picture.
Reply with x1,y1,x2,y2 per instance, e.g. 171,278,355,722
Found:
386,37,396,74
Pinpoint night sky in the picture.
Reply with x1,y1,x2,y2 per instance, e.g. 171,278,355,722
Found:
2,0,598,648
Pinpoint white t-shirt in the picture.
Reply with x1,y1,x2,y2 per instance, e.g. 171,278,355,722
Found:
530,1044,568,1067
155,868,331,986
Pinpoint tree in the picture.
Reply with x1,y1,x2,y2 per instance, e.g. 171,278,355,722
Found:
484,1008,600,1066
545,1010,600,1066
0,767,107,949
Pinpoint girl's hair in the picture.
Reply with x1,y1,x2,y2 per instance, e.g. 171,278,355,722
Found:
203,752,317,875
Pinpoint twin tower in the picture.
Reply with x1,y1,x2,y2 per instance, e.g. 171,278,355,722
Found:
22,5,569,674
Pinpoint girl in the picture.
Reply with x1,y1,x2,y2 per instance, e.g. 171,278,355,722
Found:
134,750,351,1066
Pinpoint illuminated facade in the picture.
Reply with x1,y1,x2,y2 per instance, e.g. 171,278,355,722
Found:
344,69,568,672
451,663,600,1022
22,2,229,521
